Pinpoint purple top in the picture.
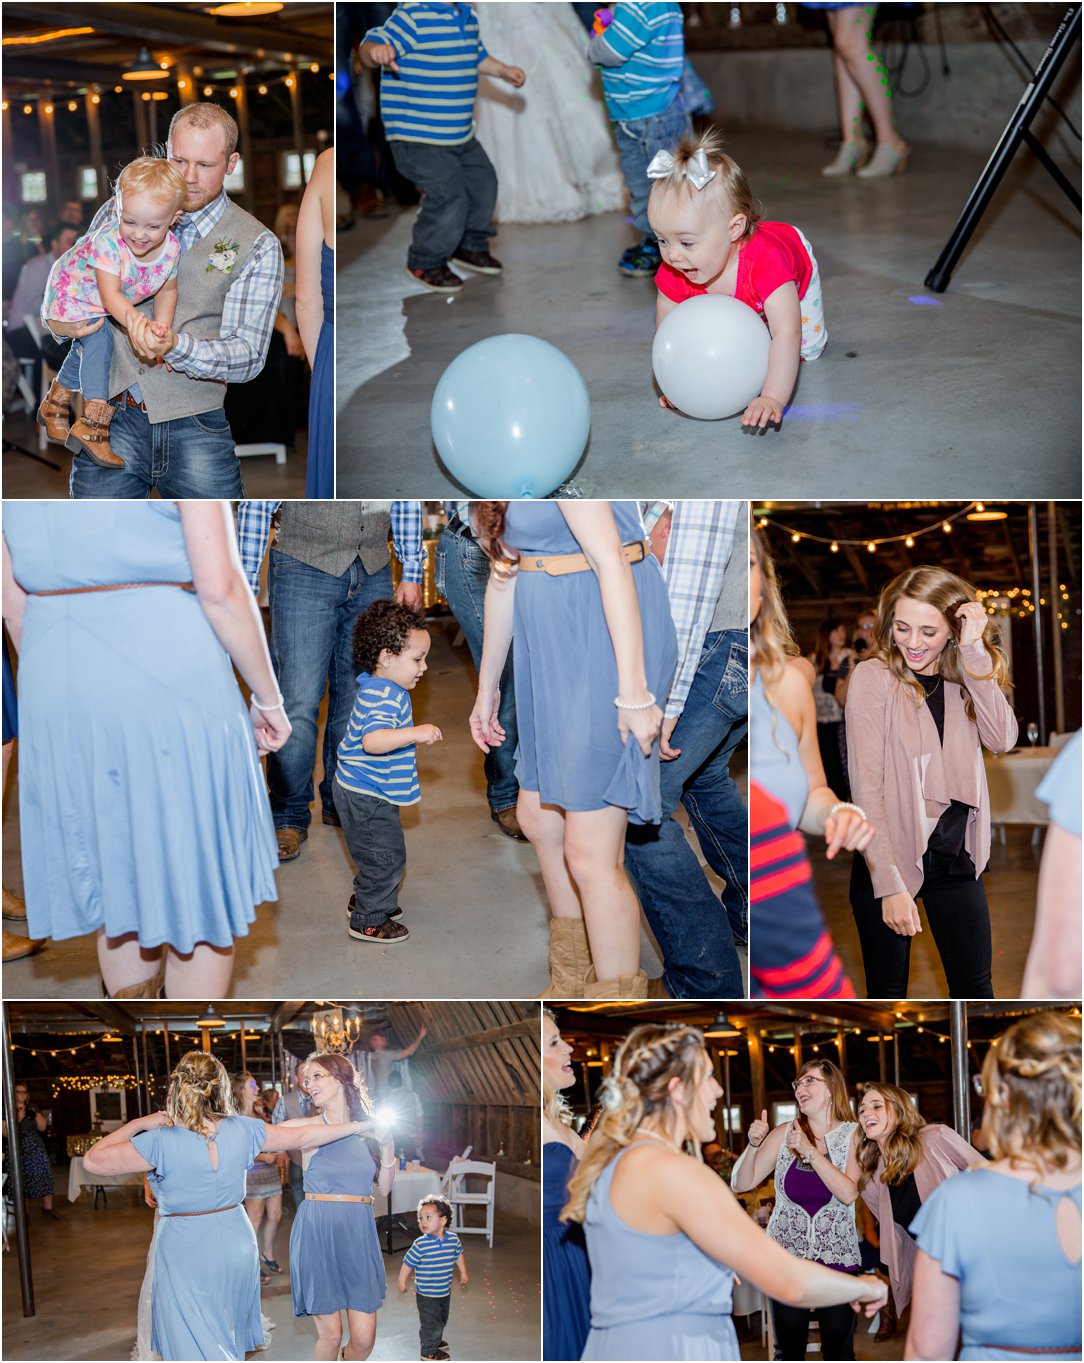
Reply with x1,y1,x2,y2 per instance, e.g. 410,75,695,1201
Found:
783,1160,852,1272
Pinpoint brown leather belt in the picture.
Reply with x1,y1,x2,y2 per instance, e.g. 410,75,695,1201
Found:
30,581,196,596
162,1203,241,1218
306,1193,374,1204
518,540,650,577
125,393,148,411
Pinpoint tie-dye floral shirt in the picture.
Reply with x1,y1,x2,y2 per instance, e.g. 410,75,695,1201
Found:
41,220,180,323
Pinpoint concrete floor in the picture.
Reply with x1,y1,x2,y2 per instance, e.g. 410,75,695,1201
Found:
2,1185,541,1361
337,131,1081,499
807,825,1041,999
2,618,748,999
0,414,309,500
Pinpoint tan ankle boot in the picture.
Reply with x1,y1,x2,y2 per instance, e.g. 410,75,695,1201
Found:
67,398,125,469
37,378,76,442
103,962,165,999
583,966,648,1000
3,885,28,920
535,918,592,1000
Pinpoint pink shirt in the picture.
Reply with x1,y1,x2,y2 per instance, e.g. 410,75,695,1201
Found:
42,221,180,323
655,220,814,318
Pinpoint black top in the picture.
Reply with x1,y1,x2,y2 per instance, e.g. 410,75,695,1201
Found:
915,672,973,873
888,1170,923,1240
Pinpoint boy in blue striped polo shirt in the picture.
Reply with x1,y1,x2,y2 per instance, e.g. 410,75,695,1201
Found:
587,3,691,277
334,600,443,945
360,4,526,295
399,1195,468,1361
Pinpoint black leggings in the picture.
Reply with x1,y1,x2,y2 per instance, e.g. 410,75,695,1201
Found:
849,852,994,999
771,1295,858,1361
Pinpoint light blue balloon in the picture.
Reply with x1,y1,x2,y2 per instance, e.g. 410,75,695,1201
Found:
430,334,590,497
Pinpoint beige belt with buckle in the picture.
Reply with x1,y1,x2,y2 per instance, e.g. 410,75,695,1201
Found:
518,540,650,577
305,1193,375,1204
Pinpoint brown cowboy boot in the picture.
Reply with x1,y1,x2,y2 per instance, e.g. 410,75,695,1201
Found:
36,378,76,443
535,918,593,1000
67,398,125,469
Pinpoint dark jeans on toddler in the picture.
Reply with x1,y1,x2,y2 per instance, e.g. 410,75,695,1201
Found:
389,136,497,271
333,784,406,927
417,1293,451,1356
55,320,114,400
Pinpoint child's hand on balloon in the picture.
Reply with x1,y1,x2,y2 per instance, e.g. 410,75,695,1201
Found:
741,394,784,432
658,393,677,411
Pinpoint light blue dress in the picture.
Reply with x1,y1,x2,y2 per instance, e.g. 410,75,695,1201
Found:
750,670,809,830
1038,731,1082,838
2,502,278,950
912,1167,1082,1360
582,1143,739,1360
502,501,678,824
130,1117,265,1361
290,1129,386,1316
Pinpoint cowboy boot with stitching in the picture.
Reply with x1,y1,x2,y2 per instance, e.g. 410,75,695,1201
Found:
583,965,649,1000
36,378,76,443
536,918,593,1000
66,398,125,469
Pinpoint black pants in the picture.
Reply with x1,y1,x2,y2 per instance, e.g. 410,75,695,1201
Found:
389,136,497,270
417,1293,451,1355
333,785,406,927
849,851,994,999
771,1295,857,1361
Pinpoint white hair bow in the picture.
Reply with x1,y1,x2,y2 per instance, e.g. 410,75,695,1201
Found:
646,147,716,191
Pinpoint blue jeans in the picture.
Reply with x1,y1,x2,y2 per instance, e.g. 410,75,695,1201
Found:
434,523,519,812
614,96,693,235
69,400,244,499
56,323,113,400
624,630,748,999
266,549,393,831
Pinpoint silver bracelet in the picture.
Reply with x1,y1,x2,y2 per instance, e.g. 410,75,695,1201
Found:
830,800,868,822
251,692,285,712
614,692,656,711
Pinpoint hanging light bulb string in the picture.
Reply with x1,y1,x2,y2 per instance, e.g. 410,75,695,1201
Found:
755,501,980,550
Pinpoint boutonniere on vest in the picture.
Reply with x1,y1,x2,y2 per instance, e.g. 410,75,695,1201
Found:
206,239,241,274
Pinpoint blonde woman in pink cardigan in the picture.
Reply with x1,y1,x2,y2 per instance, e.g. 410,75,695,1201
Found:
855,1082,977,1340
845,567,1017,999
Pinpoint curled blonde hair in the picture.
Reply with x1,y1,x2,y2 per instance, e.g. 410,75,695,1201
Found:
542,1009,574,1128
980,1011,1081,1182
165,1051,237,1134
870,566,1011,722
116,157,188,215
750,525,801,698
647,128,761,240
855,1082,927,1191
561,1024,708,1224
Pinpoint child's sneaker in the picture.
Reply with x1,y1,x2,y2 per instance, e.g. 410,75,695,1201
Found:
349,916,410,944
617,241,661,277
420,1352,449,1361
449,248,502,276
347,893,402,922
406,265,463,294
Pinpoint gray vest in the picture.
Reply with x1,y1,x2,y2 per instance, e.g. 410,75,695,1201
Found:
710,508,747,634
275,502,394,579
109,199,268,423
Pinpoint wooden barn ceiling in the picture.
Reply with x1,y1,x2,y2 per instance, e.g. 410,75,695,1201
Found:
387,1001,540,1110
1,3,332,90
754,500,1080,610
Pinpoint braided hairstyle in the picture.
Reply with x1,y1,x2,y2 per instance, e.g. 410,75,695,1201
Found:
980,1011,1081,1181
472,502,518,571
166,1051,237,1134
561,1023,708,1224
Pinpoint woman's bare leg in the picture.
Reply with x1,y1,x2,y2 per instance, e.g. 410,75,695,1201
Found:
343,1309,378,1361
516,790,582,920
828,6,904,147
311,1311,344,1361
164,942,234,999
261,1192,283,1261
96,930,164,995
563,807,639,980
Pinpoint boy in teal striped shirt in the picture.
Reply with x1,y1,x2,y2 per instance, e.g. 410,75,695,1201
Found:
399,1195,468,1361
334,600,442,945
360,3,525,294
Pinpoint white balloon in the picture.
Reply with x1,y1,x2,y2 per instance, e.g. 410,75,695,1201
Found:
652,294,772,421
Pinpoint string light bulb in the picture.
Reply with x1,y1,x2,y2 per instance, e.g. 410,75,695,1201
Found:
867,541,876,553
67,100,78,112
905,536,914,548
830,542,838,553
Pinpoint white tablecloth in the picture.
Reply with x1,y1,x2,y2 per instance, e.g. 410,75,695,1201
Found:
373,1165,443,1221
985,747,1056,825
67,1156,146,1202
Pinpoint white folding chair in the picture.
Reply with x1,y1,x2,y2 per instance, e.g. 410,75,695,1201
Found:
438,1146,473,1196
446,1158,495,1248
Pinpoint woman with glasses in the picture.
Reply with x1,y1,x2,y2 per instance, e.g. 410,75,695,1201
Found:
731,1058,864,1360
854,1083,976,1340
906,1011,1081,1360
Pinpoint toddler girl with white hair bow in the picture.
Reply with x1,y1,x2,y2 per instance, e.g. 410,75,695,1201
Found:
647,129,826,432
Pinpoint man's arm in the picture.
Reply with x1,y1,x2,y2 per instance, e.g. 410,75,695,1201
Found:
391,1022,429,1062
161,231,284,382
235,500,280,595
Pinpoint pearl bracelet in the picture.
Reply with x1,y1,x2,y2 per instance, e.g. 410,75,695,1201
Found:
830,800,868,822
614,692,656,711
251,692,286,713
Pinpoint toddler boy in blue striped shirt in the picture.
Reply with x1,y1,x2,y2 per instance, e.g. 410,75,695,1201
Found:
360,3,525,295
399,1195,468,1361
334,601,442,945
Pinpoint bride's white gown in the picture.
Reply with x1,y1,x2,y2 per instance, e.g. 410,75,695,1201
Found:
474,2,627,224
